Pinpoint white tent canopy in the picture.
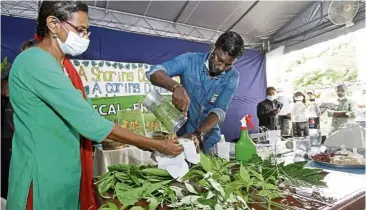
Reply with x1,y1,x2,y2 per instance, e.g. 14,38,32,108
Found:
1,0,365,52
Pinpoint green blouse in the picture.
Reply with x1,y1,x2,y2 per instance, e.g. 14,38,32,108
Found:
7,47,114,210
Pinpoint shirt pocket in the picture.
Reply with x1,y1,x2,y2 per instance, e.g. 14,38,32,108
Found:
187,75,203,99
208,81,227,105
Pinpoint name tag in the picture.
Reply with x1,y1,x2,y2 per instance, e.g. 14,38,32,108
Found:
209,93,219,104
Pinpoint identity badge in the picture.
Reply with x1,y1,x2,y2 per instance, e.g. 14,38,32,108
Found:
209,93,219,104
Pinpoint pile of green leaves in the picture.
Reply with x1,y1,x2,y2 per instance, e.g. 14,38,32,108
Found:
175,153,283,209
97,153,328,210
97,164,175,210
242,154,328,187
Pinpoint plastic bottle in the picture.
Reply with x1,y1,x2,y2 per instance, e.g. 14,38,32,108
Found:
308,101,321,146
235,114,256,162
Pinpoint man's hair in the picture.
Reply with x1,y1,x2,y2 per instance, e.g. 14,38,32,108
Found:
306,89,314,94
266,87,276,94
215,31,244,59
336,84,347,90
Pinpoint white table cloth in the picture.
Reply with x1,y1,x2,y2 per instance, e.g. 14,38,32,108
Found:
93,145,156,177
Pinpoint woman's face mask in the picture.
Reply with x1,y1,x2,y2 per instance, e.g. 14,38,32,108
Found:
294,96,304,102
56,20,90,56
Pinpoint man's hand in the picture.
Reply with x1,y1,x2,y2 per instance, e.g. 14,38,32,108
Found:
182,133,201,153
332,112,346,117
172,86,190,116
270,109,280,115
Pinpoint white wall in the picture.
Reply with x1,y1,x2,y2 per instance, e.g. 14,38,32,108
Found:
265,46,285,88
356,28,366,82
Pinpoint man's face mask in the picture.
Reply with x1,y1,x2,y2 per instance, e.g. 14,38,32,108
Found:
336,87,346,99
308,93,315,102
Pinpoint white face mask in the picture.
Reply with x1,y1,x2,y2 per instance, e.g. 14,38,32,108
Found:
267,95,277,101
294,96,303,102
56,24,90,56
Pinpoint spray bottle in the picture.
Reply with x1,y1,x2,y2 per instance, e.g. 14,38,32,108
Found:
235,114,256,162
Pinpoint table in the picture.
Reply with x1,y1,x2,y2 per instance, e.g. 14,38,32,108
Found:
321,171,365,210
93,145,156,177
94,143,365,209
276,147,366,210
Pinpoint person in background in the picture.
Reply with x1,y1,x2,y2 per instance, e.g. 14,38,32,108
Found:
7,1,182,210
355,88,366,128
306,89,315,102
291,91,310,137
257,87,283,130
146,31,245,153
277,88,293,136
293,91,307,104
21,39,38,52
327,84,356,134
306,89,321,114
1,39,37,199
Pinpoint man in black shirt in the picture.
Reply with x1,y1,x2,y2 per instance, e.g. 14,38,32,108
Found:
257,87,283,130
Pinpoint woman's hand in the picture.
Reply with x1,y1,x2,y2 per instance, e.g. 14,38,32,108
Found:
158,139,184,156
108,125,183,156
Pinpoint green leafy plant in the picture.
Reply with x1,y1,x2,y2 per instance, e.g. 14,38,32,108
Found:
242,154,328,187
1,57,8,73
97,164,174,210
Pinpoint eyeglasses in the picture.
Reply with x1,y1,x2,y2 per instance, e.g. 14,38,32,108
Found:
64,21,90,37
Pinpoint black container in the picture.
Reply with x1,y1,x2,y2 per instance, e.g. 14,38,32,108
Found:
292,121,309,137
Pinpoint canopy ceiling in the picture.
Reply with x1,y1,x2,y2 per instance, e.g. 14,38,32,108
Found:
1,0,365,52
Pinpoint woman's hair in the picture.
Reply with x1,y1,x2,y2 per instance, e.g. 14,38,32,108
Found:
21,39,37,52
36,1,88,38
293,91,306,104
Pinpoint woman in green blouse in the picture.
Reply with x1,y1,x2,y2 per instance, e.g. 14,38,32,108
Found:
6,1,183,210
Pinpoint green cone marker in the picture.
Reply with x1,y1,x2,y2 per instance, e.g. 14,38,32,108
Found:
235,114,256,162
